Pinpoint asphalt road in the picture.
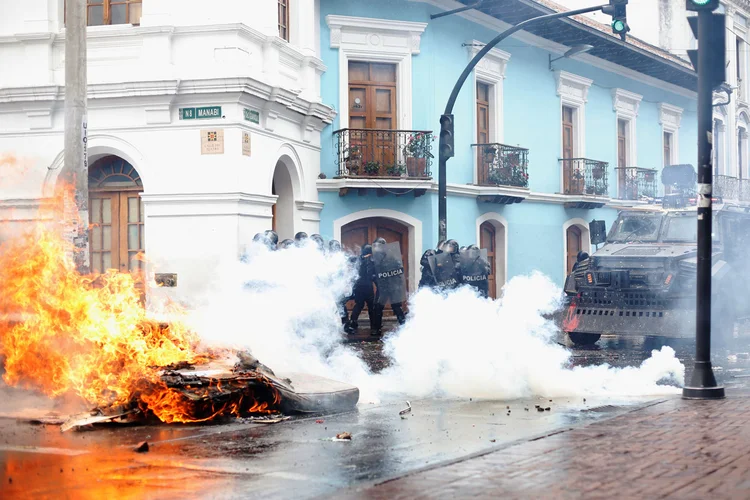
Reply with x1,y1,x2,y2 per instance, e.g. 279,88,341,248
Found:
3,333,750,499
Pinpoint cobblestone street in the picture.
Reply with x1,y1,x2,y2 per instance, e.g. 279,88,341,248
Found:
335,390,750,499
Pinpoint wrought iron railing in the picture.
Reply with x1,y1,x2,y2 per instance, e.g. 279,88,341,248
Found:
615,167,658,200
472,143,529,188
715,175,750,201
559,158,609,196
333,128,434,178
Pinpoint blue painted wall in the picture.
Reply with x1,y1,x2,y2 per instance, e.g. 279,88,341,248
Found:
318,0,698,286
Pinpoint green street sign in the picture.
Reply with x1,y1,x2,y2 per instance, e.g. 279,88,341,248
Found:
243,108,260,124
180,106,222,120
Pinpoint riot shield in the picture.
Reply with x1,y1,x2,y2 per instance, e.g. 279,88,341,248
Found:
460,248,490,297
428,251,459,289
372,241,406,306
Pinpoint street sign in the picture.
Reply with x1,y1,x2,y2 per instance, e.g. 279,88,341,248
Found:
180,106,222,120
243,108,260,124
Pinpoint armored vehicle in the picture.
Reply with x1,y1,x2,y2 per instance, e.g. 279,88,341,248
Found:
561,165,750,345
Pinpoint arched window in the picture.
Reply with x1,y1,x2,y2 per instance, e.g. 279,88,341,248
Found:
88,155,144,274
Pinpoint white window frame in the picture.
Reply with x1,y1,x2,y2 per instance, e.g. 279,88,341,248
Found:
556,71,592,193
468,40,510,184
612,88,642,199
735,15,748,103
659,103,682,169
738,112,749,179
326,15,427,131
714,114,727,175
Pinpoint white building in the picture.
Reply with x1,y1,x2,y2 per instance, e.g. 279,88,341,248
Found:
556,0,750,194
0,0,334,300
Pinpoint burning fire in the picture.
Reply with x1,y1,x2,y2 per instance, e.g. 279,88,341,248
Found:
0,184,277,424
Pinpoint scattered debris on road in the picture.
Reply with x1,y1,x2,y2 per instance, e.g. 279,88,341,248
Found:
134,442,149,453
335,432,352,440
399,401,412,418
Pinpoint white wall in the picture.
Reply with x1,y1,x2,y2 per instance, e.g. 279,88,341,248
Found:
0,0,333,307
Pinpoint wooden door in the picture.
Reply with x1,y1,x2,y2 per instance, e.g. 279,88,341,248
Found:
562,106,576,193
341,217,409,313
348,62,397,174
480,221,497,299
90,191,144,274
477,82,491,184
566,226,582,276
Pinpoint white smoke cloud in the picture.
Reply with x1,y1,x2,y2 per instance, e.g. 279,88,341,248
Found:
178,241,374,394
175,244,684,404
374,272,684,400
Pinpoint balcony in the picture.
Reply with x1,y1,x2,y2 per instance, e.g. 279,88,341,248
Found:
559,158,609,209
471,143,529,205
333,128,434,179
615,167,658,201
715,175,750,202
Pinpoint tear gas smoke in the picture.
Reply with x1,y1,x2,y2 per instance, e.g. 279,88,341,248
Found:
177,240,374,396
182,242,684,403
375,273,684,399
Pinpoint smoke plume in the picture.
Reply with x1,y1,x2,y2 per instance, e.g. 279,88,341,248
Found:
179,243,684,403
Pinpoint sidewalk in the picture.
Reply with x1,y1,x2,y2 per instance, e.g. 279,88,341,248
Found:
334,390,750,499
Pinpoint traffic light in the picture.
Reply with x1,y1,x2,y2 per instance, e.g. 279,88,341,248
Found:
439,114,454,159
602,0,630,41
686,0,720,11
687,13,726,90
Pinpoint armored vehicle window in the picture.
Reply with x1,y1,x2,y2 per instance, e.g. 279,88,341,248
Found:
662,215,696,241
662,214,719,242
608,214,662,242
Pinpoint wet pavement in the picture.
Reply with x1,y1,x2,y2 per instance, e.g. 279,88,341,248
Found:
4,332,750,499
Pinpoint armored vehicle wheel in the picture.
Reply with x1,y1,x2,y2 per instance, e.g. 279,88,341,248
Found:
568,332,601,346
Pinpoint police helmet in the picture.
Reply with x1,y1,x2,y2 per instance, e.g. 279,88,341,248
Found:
361,244,373,257
278,239,294,249
443,239,459,255
252,233,264,243
373,237,386,245
420,249,436,267
263,230,279,246
294,232,308,241
311,234,325,249
328,239,342,253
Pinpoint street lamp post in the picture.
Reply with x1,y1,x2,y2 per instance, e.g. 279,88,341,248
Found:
435,2,629,243
683,0,726,399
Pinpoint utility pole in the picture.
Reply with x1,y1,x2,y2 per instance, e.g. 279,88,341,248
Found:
62,0,90,275
434,1,629,243
683,0,726,399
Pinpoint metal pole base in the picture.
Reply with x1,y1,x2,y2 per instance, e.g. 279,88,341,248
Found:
682,361,725,399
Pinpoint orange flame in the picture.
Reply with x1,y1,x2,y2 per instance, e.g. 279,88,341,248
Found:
0,183,276,423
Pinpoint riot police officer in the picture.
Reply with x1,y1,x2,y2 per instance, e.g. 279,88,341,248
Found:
371,238,406,330
278,238,294,249
345,244,377,334
418,249,437,289
295,232,308,244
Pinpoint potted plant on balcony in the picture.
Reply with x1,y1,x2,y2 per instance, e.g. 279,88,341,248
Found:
592,164,605,180
404,133,433,177
363,161,381,176
386,163,406,177
345,146,361,176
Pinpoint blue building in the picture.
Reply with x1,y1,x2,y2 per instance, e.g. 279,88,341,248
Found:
315,0,698,297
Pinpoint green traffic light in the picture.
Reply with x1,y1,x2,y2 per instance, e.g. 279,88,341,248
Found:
612,20,626,33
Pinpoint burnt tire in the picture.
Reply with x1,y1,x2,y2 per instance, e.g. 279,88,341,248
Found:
568,332,601,346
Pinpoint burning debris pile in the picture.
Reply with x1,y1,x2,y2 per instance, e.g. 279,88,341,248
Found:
0,189,358,430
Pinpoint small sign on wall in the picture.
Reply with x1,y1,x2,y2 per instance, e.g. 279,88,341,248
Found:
243,108,260,124
201,129,224,155
242,131,251,157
